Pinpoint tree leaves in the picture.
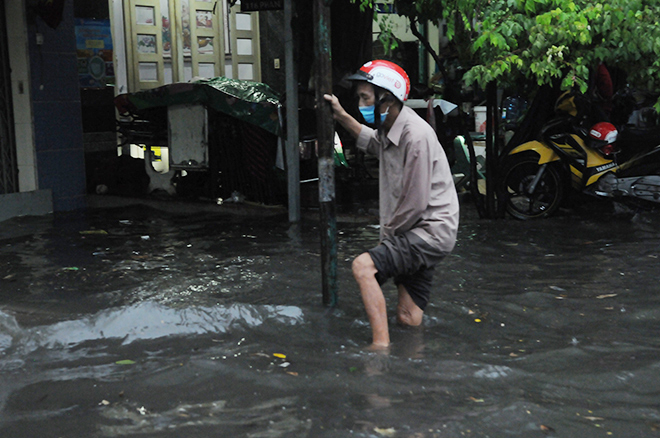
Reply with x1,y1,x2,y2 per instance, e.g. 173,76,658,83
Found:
464,0,660,95
356,0,659,102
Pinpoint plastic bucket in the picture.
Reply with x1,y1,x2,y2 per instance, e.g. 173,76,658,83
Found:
474,106,487,133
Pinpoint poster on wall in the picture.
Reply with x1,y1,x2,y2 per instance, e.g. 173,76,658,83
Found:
75,18,115,89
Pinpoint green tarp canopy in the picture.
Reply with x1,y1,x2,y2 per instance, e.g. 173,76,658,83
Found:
117,77,282,136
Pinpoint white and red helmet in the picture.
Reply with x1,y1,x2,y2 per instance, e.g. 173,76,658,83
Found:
589,122,618,144
348,60,411,102
589,121,619,156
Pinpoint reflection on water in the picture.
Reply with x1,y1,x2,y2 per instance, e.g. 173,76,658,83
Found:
98,397,312,437
0,202,660,436
0,302,304,355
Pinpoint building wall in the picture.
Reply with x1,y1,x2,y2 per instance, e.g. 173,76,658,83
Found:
6,0,37,192
258,10,285,95
27,0,86,211
0,0,54,221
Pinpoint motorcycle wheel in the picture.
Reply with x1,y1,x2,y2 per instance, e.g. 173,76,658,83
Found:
501,153,564,220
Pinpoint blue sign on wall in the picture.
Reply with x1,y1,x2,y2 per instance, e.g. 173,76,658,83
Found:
75,18,114,89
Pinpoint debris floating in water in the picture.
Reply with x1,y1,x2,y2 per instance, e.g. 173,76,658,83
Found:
539,424,555,433
596,293,618,299
80,230,108,235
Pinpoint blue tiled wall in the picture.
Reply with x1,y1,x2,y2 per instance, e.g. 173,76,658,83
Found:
28,1,86,211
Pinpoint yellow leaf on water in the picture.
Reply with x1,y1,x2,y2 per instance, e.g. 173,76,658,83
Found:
540,424,555,433
373,427,396,437
273,353,286,359
596,294,617,299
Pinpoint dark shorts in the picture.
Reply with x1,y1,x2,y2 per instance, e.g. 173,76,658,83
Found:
367,232,446,311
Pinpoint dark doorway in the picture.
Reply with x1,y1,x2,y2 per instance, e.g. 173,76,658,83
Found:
0,0,19,194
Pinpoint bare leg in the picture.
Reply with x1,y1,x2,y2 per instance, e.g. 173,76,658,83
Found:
352,252,390,348
396,284,424,327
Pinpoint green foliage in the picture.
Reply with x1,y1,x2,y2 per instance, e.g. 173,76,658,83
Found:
350,0,373,13
464,0,660,96
357,0,660,100
376,14,400,54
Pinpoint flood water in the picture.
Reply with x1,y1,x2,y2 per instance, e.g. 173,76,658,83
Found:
1,197,659,437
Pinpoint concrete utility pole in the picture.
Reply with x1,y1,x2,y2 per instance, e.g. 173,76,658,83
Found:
313,0,338,307
284,0,300,223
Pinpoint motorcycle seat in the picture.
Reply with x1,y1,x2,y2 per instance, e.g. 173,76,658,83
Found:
618,125,660,153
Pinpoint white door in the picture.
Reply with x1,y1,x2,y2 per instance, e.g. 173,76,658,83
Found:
225,3,260,81
177,0,224,81
124,0,172,90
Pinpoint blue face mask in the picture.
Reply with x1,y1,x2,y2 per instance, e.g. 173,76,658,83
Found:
359,105,387,124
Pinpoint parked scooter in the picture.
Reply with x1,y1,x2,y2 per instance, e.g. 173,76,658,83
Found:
500,92,660,219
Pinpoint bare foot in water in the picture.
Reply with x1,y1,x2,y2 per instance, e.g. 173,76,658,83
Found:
366,342,391,353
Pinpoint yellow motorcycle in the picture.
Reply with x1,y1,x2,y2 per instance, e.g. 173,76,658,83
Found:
501,113,660,220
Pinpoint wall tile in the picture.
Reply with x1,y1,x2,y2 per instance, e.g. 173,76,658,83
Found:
17,164,38,193
30,52,80,101
36,148,86,210
14,123,36,167
33,101,84,153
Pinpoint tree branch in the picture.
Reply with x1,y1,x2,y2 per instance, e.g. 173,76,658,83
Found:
409,16,448,86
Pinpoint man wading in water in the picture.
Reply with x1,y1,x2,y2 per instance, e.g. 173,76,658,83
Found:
324,60,459,349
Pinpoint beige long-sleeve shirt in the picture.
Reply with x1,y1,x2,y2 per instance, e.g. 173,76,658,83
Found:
356,105,459,253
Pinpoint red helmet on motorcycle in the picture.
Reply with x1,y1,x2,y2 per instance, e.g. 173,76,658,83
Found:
589,122,619,155
589,122,618,144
